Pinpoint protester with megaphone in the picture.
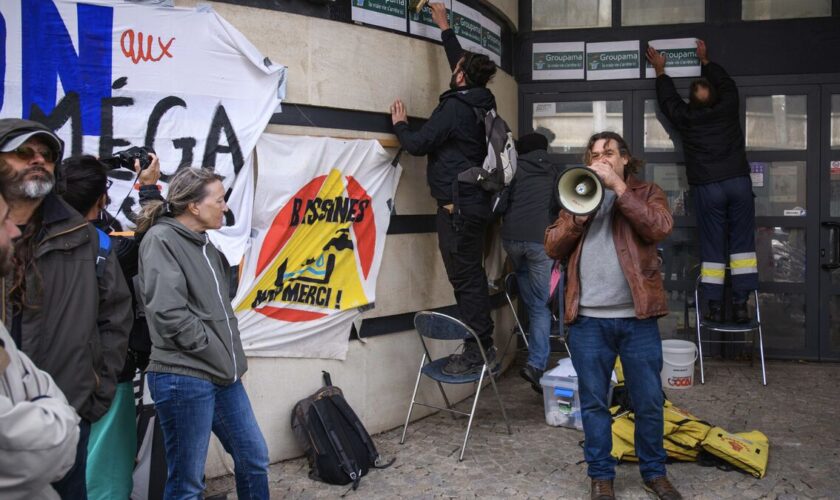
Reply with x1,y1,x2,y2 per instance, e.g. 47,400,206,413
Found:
545,132,680,500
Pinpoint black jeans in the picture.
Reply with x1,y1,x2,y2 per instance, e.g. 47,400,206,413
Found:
52,418,91,500
436,205,494,347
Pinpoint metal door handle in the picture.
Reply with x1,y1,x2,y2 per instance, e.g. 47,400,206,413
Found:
823,222,840,270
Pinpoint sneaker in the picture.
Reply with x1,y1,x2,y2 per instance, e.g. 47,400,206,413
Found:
590,479,616,500
442,343,494,376
732,301,750,324
704,300,724,323
519,364,544,394
643,476,683,500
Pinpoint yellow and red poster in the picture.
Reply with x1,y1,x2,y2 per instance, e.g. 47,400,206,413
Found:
233,134,402,358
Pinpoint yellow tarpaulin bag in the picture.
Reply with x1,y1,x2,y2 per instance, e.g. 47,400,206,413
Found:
610,407,699,462
701,427,769,478
612,413,700,462
610,411,637,462
663,400,713,450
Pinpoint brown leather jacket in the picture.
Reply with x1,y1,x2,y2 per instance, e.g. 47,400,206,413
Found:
544,175,673,324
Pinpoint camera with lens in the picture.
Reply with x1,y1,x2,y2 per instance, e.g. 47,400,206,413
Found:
102,146,156,171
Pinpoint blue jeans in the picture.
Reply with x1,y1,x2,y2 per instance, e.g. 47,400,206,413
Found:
503,239,552,371
568,316,667,481
148,372,270,499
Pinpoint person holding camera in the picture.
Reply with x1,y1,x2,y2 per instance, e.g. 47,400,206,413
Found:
60,153,162,500
0,118,132,499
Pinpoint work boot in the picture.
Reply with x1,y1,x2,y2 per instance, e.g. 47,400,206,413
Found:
519,364,544,394
443,343,494,376
643,476,683,500
732,301,750,324
704,300,724,323
590,478,616,500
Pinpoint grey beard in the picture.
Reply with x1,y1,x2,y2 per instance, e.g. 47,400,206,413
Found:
16,178,54,199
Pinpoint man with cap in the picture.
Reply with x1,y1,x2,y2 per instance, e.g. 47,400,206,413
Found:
501,132,562,392
0,177,81,500
0,118,132,499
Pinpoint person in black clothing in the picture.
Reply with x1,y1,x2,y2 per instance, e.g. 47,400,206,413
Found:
390,2,498,375
646,40,757,324
501,133,561,392
60,154,162,497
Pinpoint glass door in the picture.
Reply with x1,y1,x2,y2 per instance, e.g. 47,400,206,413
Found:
633,84,822,360
738,85,821,360
524,91,633,170
819,85,840,361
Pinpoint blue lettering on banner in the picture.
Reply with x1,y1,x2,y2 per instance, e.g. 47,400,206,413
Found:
21,0,112,135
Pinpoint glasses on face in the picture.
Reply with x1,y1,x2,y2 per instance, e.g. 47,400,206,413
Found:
105,178,113,190
10,145,57,164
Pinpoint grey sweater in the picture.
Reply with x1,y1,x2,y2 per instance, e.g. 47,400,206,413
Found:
578,190,636,318
139,218,247,385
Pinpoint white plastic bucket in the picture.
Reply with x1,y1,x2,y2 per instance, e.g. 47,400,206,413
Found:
661,339,698,390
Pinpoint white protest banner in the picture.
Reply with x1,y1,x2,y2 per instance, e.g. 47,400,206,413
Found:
352,0,408,32
451,1,501,65
533,42,585,80
409,0,452,41
646,38,701,78
233,135,402,359
0,0,287,263
586,40,640,81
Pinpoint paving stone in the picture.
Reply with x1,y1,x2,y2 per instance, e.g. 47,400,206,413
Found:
206,358,840,499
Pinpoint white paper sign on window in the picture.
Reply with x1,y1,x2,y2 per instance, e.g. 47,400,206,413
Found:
586,40,640,81
533,42,585,80
645,38,701,78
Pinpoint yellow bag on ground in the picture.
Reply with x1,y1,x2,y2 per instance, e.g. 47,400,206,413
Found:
610,406,699,462
701,427,769,478
663,400,713,450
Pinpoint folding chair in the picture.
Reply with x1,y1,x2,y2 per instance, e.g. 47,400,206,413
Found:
693,274,767,386
399,311,512,461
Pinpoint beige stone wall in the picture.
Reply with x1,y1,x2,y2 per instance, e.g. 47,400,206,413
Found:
484,0,518,30
176,1,517,135
166,2,520,476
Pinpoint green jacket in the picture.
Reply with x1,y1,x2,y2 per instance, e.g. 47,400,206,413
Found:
1,194,132,422
139,217,246,385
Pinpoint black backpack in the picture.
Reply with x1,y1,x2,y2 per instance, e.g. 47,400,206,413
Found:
291,372,394,490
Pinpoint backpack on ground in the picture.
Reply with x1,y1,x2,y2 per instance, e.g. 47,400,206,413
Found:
291,371,394,490
457,107,518,213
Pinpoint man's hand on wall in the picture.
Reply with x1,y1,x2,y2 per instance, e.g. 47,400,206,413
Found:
390,99,408,126
645,46,667,77
696,39,709,65
430,2,450,31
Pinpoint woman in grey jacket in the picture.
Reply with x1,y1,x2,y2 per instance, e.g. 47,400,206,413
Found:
136,168,269,500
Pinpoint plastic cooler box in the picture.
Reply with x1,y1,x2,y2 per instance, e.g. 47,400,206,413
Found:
540,358,614,431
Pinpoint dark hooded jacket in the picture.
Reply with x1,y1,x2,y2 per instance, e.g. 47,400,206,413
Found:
501,149,562,243
139,217,246,385
655,62,750,185
393,29,495,209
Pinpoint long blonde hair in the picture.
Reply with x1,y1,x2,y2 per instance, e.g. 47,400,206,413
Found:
135,167,224,234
